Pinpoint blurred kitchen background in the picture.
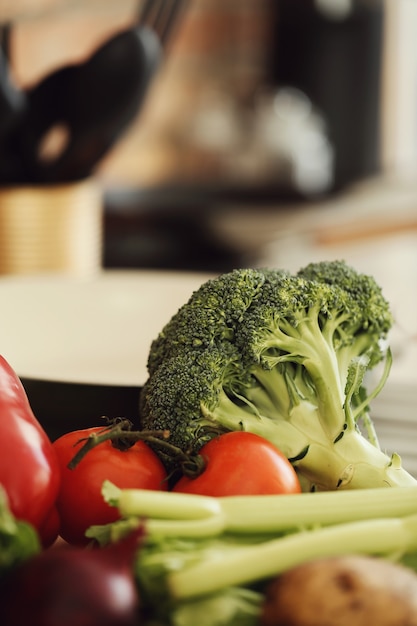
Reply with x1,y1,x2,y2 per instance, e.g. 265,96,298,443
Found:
0,0,415,271
0,0,416,460
1,0,417,295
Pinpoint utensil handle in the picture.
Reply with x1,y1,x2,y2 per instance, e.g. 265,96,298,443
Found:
138,0,188,46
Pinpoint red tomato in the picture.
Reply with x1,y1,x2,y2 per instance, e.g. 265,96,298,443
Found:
0,355,61,535
38,505,61,548
53,427,168,545
173,431,301,497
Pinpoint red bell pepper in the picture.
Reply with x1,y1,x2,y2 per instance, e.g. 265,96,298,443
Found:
0,355,60,544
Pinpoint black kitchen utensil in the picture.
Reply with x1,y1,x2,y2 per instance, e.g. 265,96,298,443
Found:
16,26,162,183
0,26,28,183
0,0,188,185
0,50,26,138
138,0,188,45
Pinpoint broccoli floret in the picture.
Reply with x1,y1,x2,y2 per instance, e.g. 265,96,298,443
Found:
147,269,268,375
140,262,416,491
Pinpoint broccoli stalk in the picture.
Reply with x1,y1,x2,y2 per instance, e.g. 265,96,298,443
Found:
140,262,416,491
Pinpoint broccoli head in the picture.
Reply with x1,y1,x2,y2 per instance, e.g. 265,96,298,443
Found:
140,261,415,491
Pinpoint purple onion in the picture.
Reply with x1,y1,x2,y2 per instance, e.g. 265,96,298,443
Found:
0,526,144,626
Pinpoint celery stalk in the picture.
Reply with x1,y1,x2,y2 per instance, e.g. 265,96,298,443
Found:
169,514,417,600
103,480,223,521
220,486,417,532
102,481,417,536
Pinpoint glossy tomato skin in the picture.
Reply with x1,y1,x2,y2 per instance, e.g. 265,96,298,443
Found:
0,355,61,534
173,431,302,497
53,427,168,545
38,505,61,549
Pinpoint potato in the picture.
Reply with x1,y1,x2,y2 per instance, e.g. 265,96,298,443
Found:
260,554,417,626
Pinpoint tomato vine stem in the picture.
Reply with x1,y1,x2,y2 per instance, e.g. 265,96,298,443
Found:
67,418,206,476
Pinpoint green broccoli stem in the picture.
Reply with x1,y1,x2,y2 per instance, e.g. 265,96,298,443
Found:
205,384,416,490
204,348,413,491
294,430,417,490
268,310,348,441
168,513,417,600
200,390,311,460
